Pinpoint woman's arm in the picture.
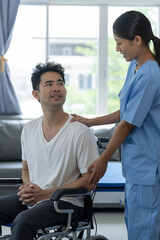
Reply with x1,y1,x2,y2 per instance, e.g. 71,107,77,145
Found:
88,120,134,184
71,110,120,127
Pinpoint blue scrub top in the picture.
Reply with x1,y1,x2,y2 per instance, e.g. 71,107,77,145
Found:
119,60,160,185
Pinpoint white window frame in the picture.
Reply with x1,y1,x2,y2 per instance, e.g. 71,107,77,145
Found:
20,0,160,115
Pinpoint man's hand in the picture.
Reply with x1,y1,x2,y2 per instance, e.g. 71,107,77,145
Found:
18,182,45,206
88,157,108,185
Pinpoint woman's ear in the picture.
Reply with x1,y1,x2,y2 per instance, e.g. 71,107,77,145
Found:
134,35,142,46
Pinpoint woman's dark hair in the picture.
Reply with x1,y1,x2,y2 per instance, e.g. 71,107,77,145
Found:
31,61,65,90
113,10,160,66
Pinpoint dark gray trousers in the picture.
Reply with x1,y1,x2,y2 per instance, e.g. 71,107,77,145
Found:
0,194,85,240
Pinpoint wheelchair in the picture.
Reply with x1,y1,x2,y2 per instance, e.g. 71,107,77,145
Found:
0,187,108,240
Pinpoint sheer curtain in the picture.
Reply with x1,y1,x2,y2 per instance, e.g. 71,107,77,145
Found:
0,0,22,115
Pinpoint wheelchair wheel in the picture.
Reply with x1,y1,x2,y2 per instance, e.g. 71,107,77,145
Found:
0,235,11,240
86,234,108,240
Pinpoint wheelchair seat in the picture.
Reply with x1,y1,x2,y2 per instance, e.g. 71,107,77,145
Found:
0,188,108,240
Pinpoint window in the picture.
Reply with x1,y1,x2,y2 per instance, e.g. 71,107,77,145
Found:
48,6,99,115
7,1,160,117
107,6,159,112
79,74,92,89
62,47,72,56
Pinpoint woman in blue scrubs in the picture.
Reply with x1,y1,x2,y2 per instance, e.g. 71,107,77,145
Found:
72,11,160,240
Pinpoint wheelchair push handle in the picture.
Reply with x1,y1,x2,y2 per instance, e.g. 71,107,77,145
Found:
97,137,109,143
96,137,109,149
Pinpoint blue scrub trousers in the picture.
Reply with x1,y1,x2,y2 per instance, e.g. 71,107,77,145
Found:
125,174,160,240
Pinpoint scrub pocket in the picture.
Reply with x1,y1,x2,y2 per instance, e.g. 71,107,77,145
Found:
125,175,160,240
138,172,160,209
125,172,160,210
122,143,157,185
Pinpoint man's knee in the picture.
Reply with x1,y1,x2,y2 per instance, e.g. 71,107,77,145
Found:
12,210,33,230
10,210,37,240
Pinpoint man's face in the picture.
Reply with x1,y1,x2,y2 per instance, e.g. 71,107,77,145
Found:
32,71,67,110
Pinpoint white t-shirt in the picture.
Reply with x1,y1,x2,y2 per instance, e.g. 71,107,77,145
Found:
21,114,99,207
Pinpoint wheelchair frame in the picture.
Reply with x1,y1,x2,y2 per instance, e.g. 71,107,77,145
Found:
0,188,108,240
0,138,109,239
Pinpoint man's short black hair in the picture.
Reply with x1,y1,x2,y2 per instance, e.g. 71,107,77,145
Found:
31,61,65,90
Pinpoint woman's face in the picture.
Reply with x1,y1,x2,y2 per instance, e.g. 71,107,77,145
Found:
113,33,141,62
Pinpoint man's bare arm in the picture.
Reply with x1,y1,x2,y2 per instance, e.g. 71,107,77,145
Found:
18,171,94,206
22,160,30,184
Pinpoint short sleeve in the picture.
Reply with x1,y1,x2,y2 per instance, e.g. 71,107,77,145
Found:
76,127,99,174
123,74,157,127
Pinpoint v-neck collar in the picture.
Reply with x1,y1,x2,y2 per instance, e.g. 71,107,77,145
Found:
40,114,71,144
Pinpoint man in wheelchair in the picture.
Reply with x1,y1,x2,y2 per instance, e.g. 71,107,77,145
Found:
0,61,100,240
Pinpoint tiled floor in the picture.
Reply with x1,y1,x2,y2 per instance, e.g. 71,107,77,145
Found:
93,209,127,240
2,209,127,240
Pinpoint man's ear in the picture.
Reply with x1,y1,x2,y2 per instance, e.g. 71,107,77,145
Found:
32,90,40,101
134,35,142,46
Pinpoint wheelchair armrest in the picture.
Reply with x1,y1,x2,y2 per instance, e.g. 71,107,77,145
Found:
50,188,88,201
0,178,22,184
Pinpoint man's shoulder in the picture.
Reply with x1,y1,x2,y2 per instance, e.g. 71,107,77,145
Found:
69,115,89,131
68,115,94,139
24,116,42,129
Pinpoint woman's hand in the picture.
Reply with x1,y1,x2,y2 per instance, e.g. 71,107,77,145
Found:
71,114,92,127
88,157,108,185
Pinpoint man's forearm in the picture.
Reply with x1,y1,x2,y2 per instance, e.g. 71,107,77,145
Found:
22,169,30,185
21,160,30,185
43,172,94,200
